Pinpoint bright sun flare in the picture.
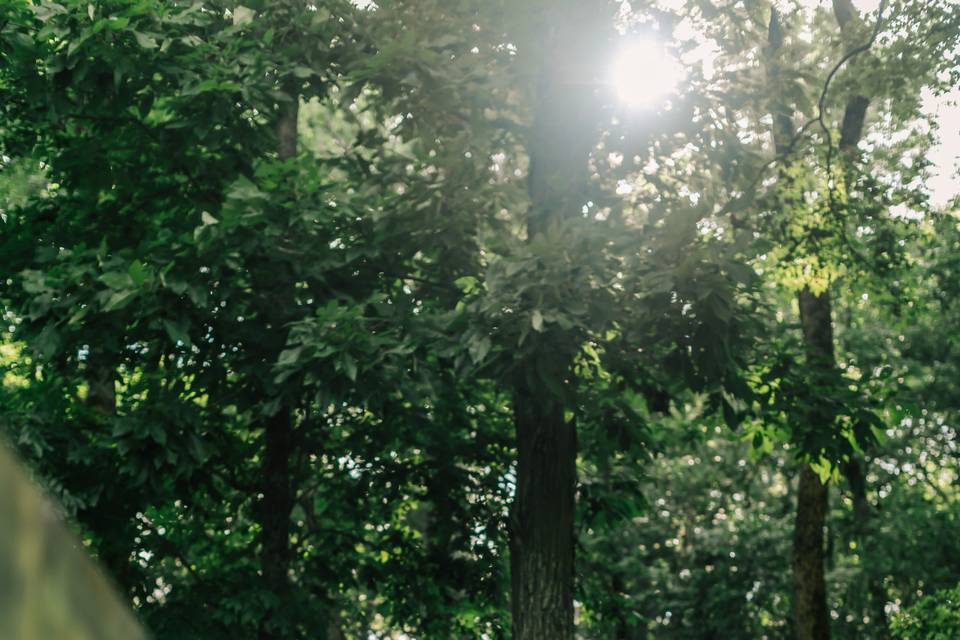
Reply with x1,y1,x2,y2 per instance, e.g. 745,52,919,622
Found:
610,39,684,108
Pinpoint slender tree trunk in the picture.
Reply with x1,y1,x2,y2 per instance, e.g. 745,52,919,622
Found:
82,348,138,588
793,464,831,640
259,409,294,639
767,2,885,633
766,14,834,628
257,93,299,640
844,459,889,636
766,10,835,638
794,287,835,640
612,574,640,640
87,349,117,416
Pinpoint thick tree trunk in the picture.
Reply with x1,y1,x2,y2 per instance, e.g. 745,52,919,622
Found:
257,93,299,640
510,387,577,640
508,5,598,638
793,465,831,640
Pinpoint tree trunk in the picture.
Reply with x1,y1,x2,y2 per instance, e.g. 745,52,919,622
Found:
86,349,117,416
612,574,640,640
510,387,577,640
844,459,889,636
81,348,137,588
508,5,599,638
765,8,846,637
259,409,294,640
793,465,831,640
793,287,834,640
257,93,299,640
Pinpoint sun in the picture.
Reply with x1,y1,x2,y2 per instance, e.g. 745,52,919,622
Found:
610,38,684,108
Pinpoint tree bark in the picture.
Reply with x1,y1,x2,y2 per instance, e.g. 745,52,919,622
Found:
509,5,598,637
257,93,299,640
794,287,834,640
793,465,831,640
86,349,117,416
510,389,577,640
259,409,294,640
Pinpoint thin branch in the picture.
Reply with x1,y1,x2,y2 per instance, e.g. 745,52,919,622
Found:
820,0,889,214
720,0,889,222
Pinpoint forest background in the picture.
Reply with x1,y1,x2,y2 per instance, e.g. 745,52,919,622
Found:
2,0,960,638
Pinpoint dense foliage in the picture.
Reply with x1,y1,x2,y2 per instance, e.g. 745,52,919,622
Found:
891,584,960,640
1,0,958,638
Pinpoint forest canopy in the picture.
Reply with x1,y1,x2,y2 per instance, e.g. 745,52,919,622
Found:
1,0,959,638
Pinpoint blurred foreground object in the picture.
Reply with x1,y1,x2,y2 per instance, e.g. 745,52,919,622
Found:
0,445,148,640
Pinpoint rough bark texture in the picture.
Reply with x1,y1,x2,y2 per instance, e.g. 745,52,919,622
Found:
838,95,869,150
794,287,834,640
509,6,598,639
510,389,577,640
257,94,299,640
799,288,834,362
259,409,294,640
793,465,831,640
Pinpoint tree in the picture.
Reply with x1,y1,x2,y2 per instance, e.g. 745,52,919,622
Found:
3,0,959,638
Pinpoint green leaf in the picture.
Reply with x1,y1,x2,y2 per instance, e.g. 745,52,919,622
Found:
133,32,157,49
162,319,191,346
468,335,491,364
100,271,133,290
725,262,756,284
149,422,167,445
531,309,544,332
277,347,302,366
128,260,149,286
187,435,209,463
454,276,478,293
232,6,255,26
103,289,137,311
20,270,48,295
342,354,358,381
292,66,314,79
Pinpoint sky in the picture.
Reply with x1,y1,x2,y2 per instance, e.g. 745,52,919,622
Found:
846,0,958,207
924,88,960,207
350,0,958,206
